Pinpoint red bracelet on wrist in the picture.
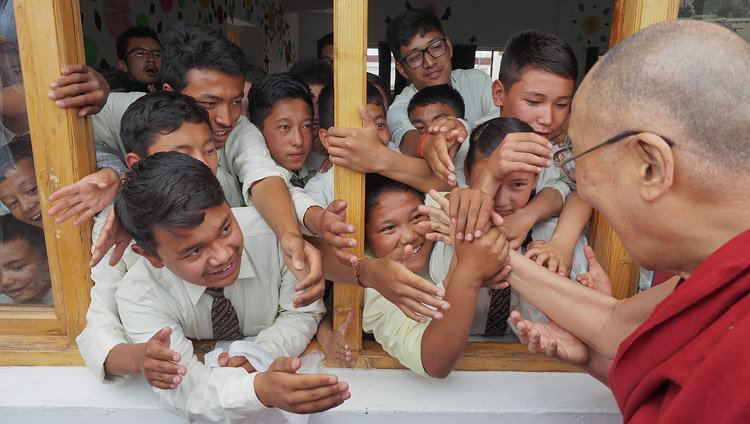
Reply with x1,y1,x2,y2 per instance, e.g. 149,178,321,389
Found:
354,257,366,287
416,132,431,159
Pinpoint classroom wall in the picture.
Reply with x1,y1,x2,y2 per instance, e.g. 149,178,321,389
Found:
79,0,298,72
295,0,614,80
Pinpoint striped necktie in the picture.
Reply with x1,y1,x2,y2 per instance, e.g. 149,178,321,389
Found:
485,287,511,336
204,287,243,340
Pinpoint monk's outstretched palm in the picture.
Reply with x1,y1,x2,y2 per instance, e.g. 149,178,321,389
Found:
511,311,589,367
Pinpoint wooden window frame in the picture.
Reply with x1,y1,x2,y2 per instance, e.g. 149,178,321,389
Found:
0,0,92,366
0,0,678,371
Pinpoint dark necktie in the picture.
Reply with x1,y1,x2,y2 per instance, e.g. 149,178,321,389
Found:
205,287,243,340
290,173,305,188
485,287,511,336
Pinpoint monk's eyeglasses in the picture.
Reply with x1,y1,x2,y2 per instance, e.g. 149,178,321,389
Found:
554,131,675,183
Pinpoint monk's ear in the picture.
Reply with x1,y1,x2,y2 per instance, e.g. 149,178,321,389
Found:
125,153,142,170
633,132,674,202
131,244,165,269
492,79,506,110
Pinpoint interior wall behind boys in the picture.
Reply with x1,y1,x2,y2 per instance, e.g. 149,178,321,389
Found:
79,0,298,73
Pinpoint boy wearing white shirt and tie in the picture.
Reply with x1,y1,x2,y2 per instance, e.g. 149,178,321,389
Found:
114,151,349,423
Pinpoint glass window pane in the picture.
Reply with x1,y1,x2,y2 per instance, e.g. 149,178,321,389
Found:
679,0,750,41
0,2,53,307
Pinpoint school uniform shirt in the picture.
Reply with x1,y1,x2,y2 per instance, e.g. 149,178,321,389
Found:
362,241,544,377
115,206,325,423
304,163,335,207
609,229,750,424
92,93,316,234
387,68,499,153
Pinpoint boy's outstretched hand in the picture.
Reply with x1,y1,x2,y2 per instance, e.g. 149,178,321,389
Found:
420,116,468,186
321,312,355,368
255,357,350,414
281,237,325,308
48,167,120,226
139,327,186,390
49,64,109,116
446,187,504,241
473,132,553,196
511,311,590,368
576,246,613,296
90,207,132,267
307,200,358,266
359,245,450,323
525,237,576,277
454,225,510,284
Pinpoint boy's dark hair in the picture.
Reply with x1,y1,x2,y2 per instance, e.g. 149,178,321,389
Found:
316,32,334,59
318,82,384,131
407,84,465,119
120,91,211,158
367,72,391,107
0,135,34,182
465,117,534,176
244,60,267,84
114,152,225,257
499,30,578,91
365,173,424,225
116,26,160,60
386,9,444,60
289,58,333,88
247,73,314,131
0,214,47,259
161,22,246,93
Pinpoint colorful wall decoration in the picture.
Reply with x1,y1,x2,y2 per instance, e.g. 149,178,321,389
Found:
80,0,296,71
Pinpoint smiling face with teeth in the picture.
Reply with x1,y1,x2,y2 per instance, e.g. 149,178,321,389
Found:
365,189,434,273
0,158,42,228
134,203,245,288
167,69,245,150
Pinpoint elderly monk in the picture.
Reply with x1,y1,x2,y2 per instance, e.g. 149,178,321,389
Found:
504,20,750,423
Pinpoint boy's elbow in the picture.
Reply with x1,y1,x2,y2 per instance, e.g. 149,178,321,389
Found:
426,367,453,379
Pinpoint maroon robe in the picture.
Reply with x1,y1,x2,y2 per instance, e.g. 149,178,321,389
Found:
609,229,750,423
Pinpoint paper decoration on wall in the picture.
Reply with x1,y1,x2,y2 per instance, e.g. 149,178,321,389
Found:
161,0,173,13
573,2,612,45
103,0,132,38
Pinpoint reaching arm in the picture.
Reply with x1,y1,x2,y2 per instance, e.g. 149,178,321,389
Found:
506,250,679,359
501,187,563,250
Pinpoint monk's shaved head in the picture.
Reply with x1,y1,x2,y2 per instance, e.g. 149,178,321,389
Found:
576,20,750,175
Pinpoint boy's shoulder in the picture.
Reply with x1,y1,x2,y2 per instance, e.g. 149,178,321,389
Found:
450,68,492,84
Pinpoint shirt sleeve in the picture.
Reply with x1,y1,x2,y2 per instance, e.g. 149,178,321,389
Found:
304,168,334,208
254,246,325,358
76,204,131,384
289,186,322,236
536,165,571,203
94,141,128,175
362,288,429,377
91,92,145,159
387,85,418,149
117,278,269,423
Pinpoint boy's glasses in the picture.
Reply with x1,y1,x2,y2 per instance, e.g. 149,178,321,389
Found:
126,48,162,59
553,130,675,183
398,38,448,69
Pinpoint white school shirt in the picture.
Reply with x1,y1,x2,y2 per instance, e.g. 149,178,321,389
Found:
115,206,325,423
387,68,499,152
304,163,335,207
92,93,316,233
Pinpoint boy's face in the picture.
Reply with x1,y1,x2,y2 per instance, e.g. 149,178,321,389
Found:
493,69,574,140
0,158,42,228
365,190,434,273
117,37,162,86
395,30,453,90
261,99,313,172
171,69,244,149
467,157,538,216
140,202,244,288
366,103,390,146
0,238,50,303
408,102,457,133
139,122,219,175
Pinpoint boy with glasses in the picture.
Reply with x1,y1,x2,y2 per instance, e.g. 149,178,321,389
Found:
386,9,498,159
116,26,162,93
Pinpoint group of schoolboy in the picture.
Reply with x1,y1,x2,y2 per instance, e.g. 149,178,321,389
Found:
45,9,603,423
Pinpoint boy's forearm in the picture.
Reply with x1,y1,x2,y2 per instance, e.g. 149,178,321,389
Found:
549,192,592,244
251,177,302,238
103,343,143,376
399,129,424,157
380,151,453,193
522,187,564,223
421,267,481,378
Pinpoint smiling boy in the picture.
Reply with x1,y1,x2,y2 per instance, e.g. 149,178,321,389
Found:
386,9,498,156
0,135,42,228
114,152,347,422
0,214,51,304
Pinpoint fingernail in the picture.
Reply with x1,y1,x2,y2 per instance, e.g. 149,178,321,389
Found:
349,239,356,247
48,91,56,99
294,261,304,270
173,376,179,383
465,233,473,241
547,142,553,149
457,232,463,240
328,376,337,384
475,230,482,238
436,291,445,297
55,100,64,107
433,312,443,320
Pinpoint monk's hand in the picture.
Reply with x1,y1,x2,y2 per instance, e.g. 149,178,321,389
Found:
511,311,590,367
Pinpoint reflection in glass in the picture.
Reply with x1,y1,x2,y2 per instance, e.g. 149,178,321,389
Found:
0,1,51,306
679,0,750,41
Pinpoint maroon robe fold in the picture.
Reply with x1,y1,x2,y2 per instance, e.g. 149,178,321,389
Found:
609,229,750,423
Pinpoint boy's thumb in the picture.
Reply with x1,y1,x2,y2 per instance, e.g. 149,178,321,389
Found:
270,357,301,373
